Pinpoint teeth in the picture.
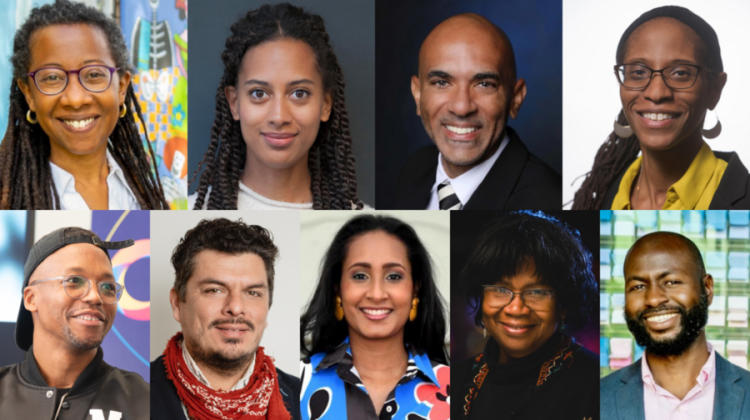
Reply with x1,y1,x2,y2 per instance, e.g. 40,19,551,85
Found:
507,326,527,330
642,113,675,121
362,309,391,316
75,315,100,322
63,117,95,129
645,313,678,323
445,125,478,135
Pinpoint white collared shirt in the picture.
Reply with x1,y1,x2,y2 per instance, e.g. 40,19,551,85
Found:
49,150,140,210
426,133,509,210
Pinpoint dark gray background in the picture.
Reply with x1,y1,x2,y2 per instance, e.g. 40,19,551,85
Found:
188,0,375,206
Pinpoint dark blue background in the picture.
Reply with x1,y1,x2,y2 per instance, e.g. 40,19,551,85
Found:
376,0,562,209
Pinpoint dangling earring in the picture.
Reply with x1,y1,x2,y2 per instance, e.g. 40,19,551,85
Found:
702,111,722,139
614,120,633,138
26,110,38,124
409,298,419,322
560,317,567,332
119,103,127,118
334,296,344,321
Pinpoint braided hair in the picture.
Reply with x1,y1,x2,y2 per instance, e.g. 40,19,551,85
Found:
191,3,363,210
0,0,168,209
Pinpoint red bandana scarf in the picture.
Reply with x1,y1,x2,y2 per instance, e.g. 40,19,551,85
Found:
163,332,291,420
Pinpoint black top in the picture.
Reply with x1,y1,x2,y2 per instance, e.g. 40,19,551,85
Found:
392,127,561,210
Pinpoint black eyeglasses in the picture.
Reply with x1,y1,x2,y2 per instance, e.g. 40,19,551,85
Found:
482,285,555,310
28,65,119,95
30,275,125,305
614,63,707,90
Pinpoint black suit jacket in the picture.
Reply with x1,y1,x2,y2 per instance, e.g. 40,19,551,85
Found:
150,355,301,420
393,127,561,210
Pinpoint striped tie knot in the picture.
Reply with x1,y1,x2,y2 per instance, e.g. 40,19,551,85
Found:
437,180,462,210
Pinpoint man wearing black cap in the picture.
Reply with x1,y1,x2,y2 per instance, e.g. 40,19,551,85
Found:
0,227,148,420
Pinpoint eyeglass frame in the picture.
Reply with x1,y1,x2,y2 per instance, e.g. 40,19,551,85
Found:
481,285,555,309
613,63,711,90
27,65,120,96
28,274,125,305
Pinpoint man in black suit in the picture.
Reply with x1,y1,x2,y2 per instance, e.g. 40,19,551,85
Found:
394,13,561,210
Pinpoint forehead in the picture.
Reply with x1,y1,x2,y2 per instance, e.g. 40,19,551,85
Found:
494,259,549,288
32,243,112,279
189,250,268,287
238,38,322,85
421,27,506,76
623,18,704,64
625,239,696,276
344,231,409,265
28,23,113,69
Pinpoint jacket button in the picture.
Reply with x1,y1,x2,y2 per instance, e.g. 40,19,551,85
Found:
46,390,53,398
62,402,70,410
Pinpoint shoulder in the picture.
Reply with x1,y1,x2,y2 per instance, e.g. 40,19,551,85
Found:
599,360,638,392
276,366,301,393
450,355,481,392
399,145,439,176
100,363,149,400
506,134,561,189
717,352,750,384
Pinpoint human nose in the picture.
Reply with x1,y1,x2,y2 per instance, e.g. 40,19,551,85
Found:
79,280,103,305
503,292,531,315
644,283,669,308
267,95,292,127
223,290,246,317
446,83,477,117
366,278,387,302
58,74,94,108
642,71,673,103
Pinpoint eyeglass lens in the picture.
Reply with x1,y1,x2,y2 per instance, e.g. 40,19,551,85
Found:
484,287,553,309
63,276,123,304
34,66,113,95
617,64,699,89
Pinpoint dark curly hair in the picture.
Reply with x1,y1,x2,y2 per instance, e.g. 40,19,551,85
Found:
460,211,597,331
0,0,168,209
300,215,448,365
171,218,279,307
190,3,362,210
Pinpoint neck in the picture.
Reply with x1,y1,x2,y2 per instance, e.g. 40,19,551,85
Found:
645,332,710,399
49,143,109,188
32,333,97,389
241,151,312,204
349,330,408,374
187,347,255,392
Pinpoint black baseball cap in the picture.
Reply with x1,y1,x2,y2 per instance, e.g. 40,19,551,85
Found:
15,227,134,351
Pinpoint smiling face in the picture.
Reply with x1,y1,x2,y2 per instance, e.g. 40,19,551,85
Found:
482,259,561,362
619,18,726,152
25,243,116,352
339,231,415,343
224,38,332,172
18,24,130,158
170,250,269,374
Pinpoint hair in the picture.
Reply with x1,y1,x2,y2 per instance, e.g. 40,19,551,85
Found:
625,231,706,281
460,211,597,331
572,15,721,210
190,3,362,210
170,218,279,307
300,214,448,365
0,0,168,210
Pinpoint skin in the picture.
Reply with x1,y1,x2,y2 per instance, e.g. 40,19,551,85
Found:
170,250,270,391
339,231,416,415
23,244,116,388
225,39,332,204
411,14,526,178
623,233,714,400
18,24,131,210
482,259,563,363
620,18,727,209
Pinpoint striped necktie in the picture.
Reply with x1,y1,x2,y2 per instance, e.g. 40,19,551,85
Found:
437,180,462,210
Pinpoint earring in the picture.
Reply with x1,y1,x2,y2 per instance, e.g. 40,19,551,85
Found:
702,113,722,139
614,120,633,138
335,296,344,321
560,318,567,332
119,103,127,118
26,110,38,124
409,298,419,322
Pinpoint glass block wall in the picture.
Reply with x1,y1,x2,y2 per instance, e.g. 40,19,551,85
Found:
600,210,750,377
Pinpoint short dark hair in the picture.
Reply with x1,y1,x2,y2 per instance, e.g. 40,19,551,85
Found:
170,218,279,306
460,211,597,331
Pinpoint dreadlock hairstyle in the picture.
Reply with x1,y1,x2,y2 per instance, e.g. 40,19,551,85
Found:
190,3,363,210
0,0,168,209
572,6,723,210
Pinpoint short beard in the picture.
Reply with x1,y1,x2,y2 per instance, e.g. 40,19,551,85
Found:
62,325,102,350
185,319,257,377
624,292,709,357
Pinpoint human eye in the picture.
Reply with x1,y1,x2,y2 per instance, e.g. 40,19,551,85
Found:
250,89,267,100
627,283,645,292
526,289,545,296
430,79,449,88
669,66,694,79
204,287,225,295
664,279,683,286
291,89,310,99
247,290,263,298
352,272,369,281
64,276,87,286
386,272,403,281
477,80,497,89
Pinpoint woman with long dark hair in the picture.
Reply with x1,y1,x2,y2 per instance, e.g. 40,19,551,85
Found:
0,0,168,210
190,3,363,210
300,214,448,420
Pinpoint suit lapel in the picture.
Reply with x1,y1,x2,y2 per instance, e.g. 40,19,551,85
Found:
615,359,646,420
711,151,749,209
713,354,745,420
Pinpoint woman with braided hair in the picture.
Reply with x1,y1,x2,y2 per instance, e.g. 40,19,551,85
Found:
0,0,168,210
189,3,365,210
572,6,750,210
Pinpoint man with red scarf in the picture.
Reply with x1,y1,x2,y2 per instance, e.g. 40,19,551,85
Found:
150,218,300,420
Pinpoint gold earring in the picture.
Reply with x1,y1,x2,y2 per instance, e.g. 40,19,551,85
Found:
26,110,38,124
409,298,419,322
119,103,127,118
335,296,344,321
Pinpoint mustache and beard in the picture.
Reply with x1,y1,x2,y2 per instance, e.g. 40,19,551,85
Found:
624,290,709,357
64,306,109,351
186,318,257,377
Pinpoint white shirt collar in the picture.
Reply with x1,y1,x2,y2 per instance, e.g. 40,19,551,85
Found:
427,133,509,209
49,149,140,210
180,338,256,391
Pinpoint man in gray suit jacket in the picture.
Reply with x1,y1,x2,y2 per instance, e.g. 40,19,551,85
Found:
600,231,750,420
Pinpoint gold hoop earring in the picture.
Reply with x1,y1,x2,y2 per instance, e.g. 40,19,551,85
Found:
335,296,344,321
119,103,127,118
26,110,38,124
409,298,419,322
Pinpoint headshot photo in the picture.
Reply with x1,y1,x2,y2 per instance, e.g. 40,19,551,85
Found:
376,0,562,210
149,210,301,419
600,210,750,419
187,0,375,210
299,211,450,420
565,0,750,210
451,210,600,419
0,209,150,419
0,0,174,210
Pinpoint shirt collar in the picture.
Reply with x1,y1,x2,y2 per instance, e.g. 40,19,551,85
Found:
430,133,509,206
641,340,716,394
49,149,138,207
181,338,255,391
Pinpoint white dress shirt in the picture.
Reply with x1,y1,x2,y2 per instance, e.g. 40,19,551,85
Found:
426,133,509,210
49,150,140,210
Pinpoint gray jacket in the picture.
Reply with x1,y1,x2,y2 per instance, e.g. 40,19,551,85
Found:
0,345,149,420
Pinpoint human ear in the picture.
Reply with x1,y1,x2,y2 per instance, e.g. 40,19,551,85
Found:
508,78,527,119
23,286,39,313
321,92,332,123
117,71,131,105
224,85,240,121
17,79,36,112
169,287,182,323
707,72,727,111
410,76,421,116
703,274,715,306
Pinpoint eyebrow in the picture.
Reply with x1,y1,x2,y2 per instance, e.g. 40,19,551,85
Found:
195,278,268,290
243,79,316,87
37,59,108,68
623,58,700,66
495,280,549,289
626,270,674,282
348,262,407,270
473,72,501,81
427,70,452,79
66,267,115,281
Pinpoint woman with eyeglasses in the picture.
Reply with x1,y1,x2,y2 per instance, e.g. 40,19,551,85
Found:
452,211,599,420
0,0,168,210
572,6,749,210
